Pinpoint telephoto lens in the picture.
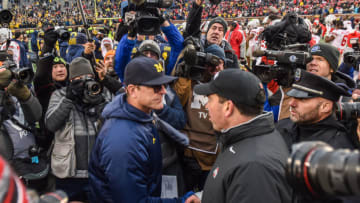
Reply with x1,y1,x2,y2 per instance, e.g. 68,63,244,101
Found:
336,102,360,120
286,141,360,199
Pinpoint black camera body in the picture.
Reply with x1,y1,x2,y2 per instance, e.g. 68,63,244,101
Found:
0,51,34,85
261,12,311,51
344,38,360,70
252,45,312,87
127,0,172,35
55,28,70,42
175,36,221,81
0,10,13,25
80,76,103,105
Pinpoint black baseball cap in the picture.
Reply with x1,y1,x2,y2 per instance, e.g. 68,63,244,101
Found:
194,69,265,107
287,69,351,101
124,56,177,86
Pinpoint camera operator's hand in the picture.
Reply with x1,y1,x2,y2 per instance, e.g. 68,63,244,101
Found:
7,81,31,101
84,42,96,55
44,28,59,49
0,68,12,89
66,80,84,101
95,61,106,81
155,8,169,27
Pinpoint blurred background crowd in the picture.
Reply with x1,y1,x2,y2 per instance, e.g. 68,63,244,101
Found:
3,0,360,29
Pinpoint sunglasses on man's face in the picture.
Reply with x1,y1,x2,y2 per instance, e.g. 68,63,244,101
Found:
145,84,168,93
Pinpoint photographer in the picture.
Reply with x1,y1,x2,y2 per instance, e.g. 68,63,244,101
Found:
0,61,47,190
172,44,226,192
114,12,184,81
183,0,239,69
271,43,356,121
276,69,356,151
45,57,109,202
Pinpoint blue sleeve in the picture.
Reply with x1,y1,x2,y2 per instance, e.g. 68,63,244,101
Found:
338,62,354,79
59,41,69,59
263,83,279,122
31,31,38,53
100,122,180,203
155,88,186,130
161,23,184,75
114,34,136,81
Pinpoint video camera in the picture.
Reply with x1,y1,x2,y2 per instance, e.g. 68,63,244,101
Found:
55,28,70,42
126,0,173,35
0,10,12,25
344,38,360,71
252,44,312,87
0,51,34,85
286,141,360,200
261,12,311,51
175,36,221,81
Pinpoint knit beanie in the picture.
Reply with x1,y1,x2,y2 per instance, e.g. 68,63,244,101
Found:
76,33,87,45
52,56,67,66
104,50,115,62
205,44,226,63
69,57,94,79
139,40,161,59
309,43,340,72
206,17,228,34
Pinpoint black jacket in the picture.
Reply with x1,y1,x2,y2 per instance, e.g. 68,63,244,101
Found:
276,115,356,151
202,112,292,203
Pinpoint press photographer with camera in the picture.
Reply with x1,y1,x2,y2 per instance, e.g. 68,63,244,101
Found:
114,6,184,81
172,43,226,192
276,69,357,152
182,0,239,70
262,43,356,121
0,52,48,190
45,57,110,202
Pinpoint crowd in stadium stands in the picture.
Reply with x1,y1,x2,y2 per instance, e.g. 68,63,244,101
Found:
4,0,360,29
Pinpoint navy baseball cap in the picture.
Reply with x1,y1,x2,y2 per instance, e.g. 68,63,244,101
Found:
124,56,177,86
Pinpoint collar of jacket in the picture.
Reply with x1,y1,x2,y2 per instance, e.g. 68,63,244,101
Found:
101,93,154,124
296,114,345,138
219,112,275,149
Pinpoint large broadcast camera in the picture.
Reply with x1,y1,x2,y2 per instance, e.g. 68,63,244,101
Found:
252,12,312,87
286,141,360,200
344,38,360,71
261,12,311,51
174,36,222,81
252,44,312,87
126,0,173,35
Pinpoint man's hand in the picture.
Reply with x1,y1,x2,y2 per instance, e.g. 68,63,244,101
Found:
7,81,31,101
44,28,59,48
185,195,200,203
96,61,106,81
84,42,96,55
0,68,12,89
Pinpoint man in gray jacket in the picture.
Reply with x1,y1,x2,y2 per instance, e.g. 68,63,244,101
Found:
45,57,108,201
186,69,292,203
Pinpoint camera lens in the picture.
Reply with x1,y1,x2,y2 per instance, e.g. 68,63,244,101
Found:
0,10,13,24
336,102,360,121
286,141,360,199
85,81,101,95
